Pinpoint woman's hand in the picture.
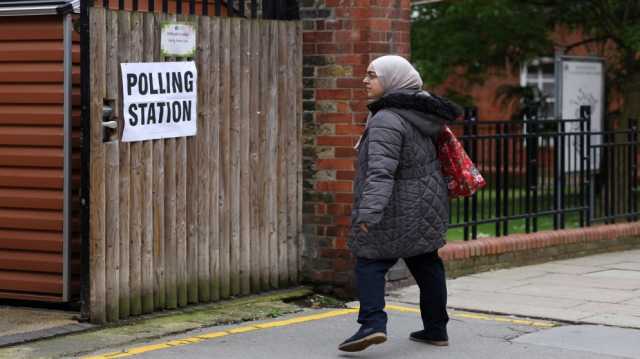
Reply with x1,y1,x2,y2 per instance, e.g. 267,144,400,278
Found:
360,223,369,233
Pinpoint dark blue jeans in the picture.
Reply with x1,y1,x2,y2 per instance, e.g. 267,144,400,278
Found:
355,250,449,339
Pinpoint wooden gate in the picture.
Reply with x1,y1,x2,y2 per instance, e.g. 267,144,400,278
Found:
89,7,302,322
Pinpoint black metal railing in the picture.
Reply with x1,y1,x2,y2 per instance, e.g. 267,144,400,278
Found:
450,106,639,241
95,0,298,19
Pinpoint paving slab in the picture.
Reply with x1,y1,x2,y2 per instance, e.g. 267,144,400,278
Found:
0,306,78,337
517,262,604,275
525,273,640,291
0,305,91,347
391,250,640,328
578,313,640,329
497,283,637,303
603,262,640,271
572,302,640,318
556,254,636,267
584,269,640,280
467,268,549,281
513,325,640,359
445,277,529,292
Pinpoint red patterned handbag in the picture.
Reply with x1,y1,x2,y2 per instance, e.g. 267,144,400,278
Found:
437,125,486,198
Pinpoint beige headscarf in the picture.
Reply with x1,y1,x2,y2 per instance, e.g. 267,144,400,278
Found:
355,56,425,150
370,55,423,93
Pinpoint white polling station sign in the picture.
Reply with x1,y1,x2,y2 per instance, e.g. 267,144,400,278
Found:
121,61,198,142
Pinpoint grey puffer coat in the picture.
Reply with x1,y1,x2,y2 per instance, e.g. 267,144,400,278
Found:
348,90,462,259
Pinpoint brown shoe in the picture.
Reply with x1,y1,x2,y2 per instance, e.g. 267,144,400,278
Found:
409,330,449,346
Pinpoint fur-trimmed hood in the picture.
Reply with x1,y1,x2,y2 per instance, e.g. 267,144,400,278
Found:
367,89,463,138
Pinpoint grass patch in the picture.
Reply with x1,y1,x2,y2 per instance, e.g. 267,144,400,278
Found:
447,212,582,241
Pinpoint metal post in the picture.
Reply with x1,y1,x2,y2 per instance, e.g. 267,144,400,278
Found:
494,122,502,236
80,0,93,321
581,106,592,226
470,108,479,240
579,110,586,226
559,120,566,228
525,109,539,232
553,119,560,229
502,122,510,236
463,108,471,241
525,119,531,233
628,117,638,221
251,0,257,18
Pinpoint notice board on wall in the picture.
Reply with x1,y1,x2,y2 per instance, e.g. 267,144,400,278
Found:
556,56,604,171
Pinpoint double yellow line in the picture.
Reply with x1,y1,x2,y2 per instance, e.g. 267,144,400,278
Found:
84,305,555,358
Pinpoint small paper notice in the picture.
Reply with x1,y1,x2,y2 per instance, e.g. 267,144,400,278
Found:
161,21,197,58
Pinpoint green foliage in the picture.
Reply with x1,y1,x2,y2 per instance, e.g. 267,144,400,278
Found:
411,0,552,86
411,0,640,107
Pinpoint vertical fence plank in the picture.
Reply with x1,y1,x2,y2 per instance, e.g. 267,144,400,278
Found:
105,143,120,320
249,19,260,293
153,139,166,309
230,17,242,296
209,17,221,301
295,22,303,278
104,10,120,322
187,48,199,305
197,15,211,303
239,19,251,295
286,22,298,283
277,21,289,287
177,135,188,306
153,12,166,311
141,12,155,313
89,7,107,324
186,12,199,304
259,20,269,291
219,18,231,299
171,13,189,308
117,10,131,320
165,135,177,309
164,13,178,308
128,11,144,316
267,21,279,289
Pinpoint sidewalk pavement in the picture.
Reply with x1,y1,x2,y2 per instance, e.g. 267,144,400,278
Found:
390,249,640,328
2,251,640,358
0,305,92,347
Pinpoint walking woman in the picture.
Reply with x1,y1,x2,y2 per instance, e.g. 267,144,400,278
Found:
338,55,461,352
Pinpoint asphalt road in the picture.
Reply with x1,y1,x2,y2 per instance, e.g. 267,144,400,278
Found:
83,304,639,359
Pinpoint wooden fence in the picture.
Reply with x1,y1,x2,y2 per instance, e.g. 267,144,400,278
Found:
89,7,302,323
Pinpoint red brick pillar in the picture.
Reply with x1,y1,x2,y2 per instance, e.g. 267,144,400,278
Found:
300,0,412,296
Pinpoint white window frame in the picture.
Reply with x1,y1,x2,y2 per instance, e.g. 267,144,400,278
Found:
520,57,556,119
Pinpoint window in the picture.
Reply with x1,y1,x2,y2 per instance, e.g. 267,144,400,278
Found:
520,57,556,119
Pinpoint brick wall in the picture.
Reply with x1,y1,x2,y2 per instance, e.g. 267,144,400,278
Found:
300,0,412,295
